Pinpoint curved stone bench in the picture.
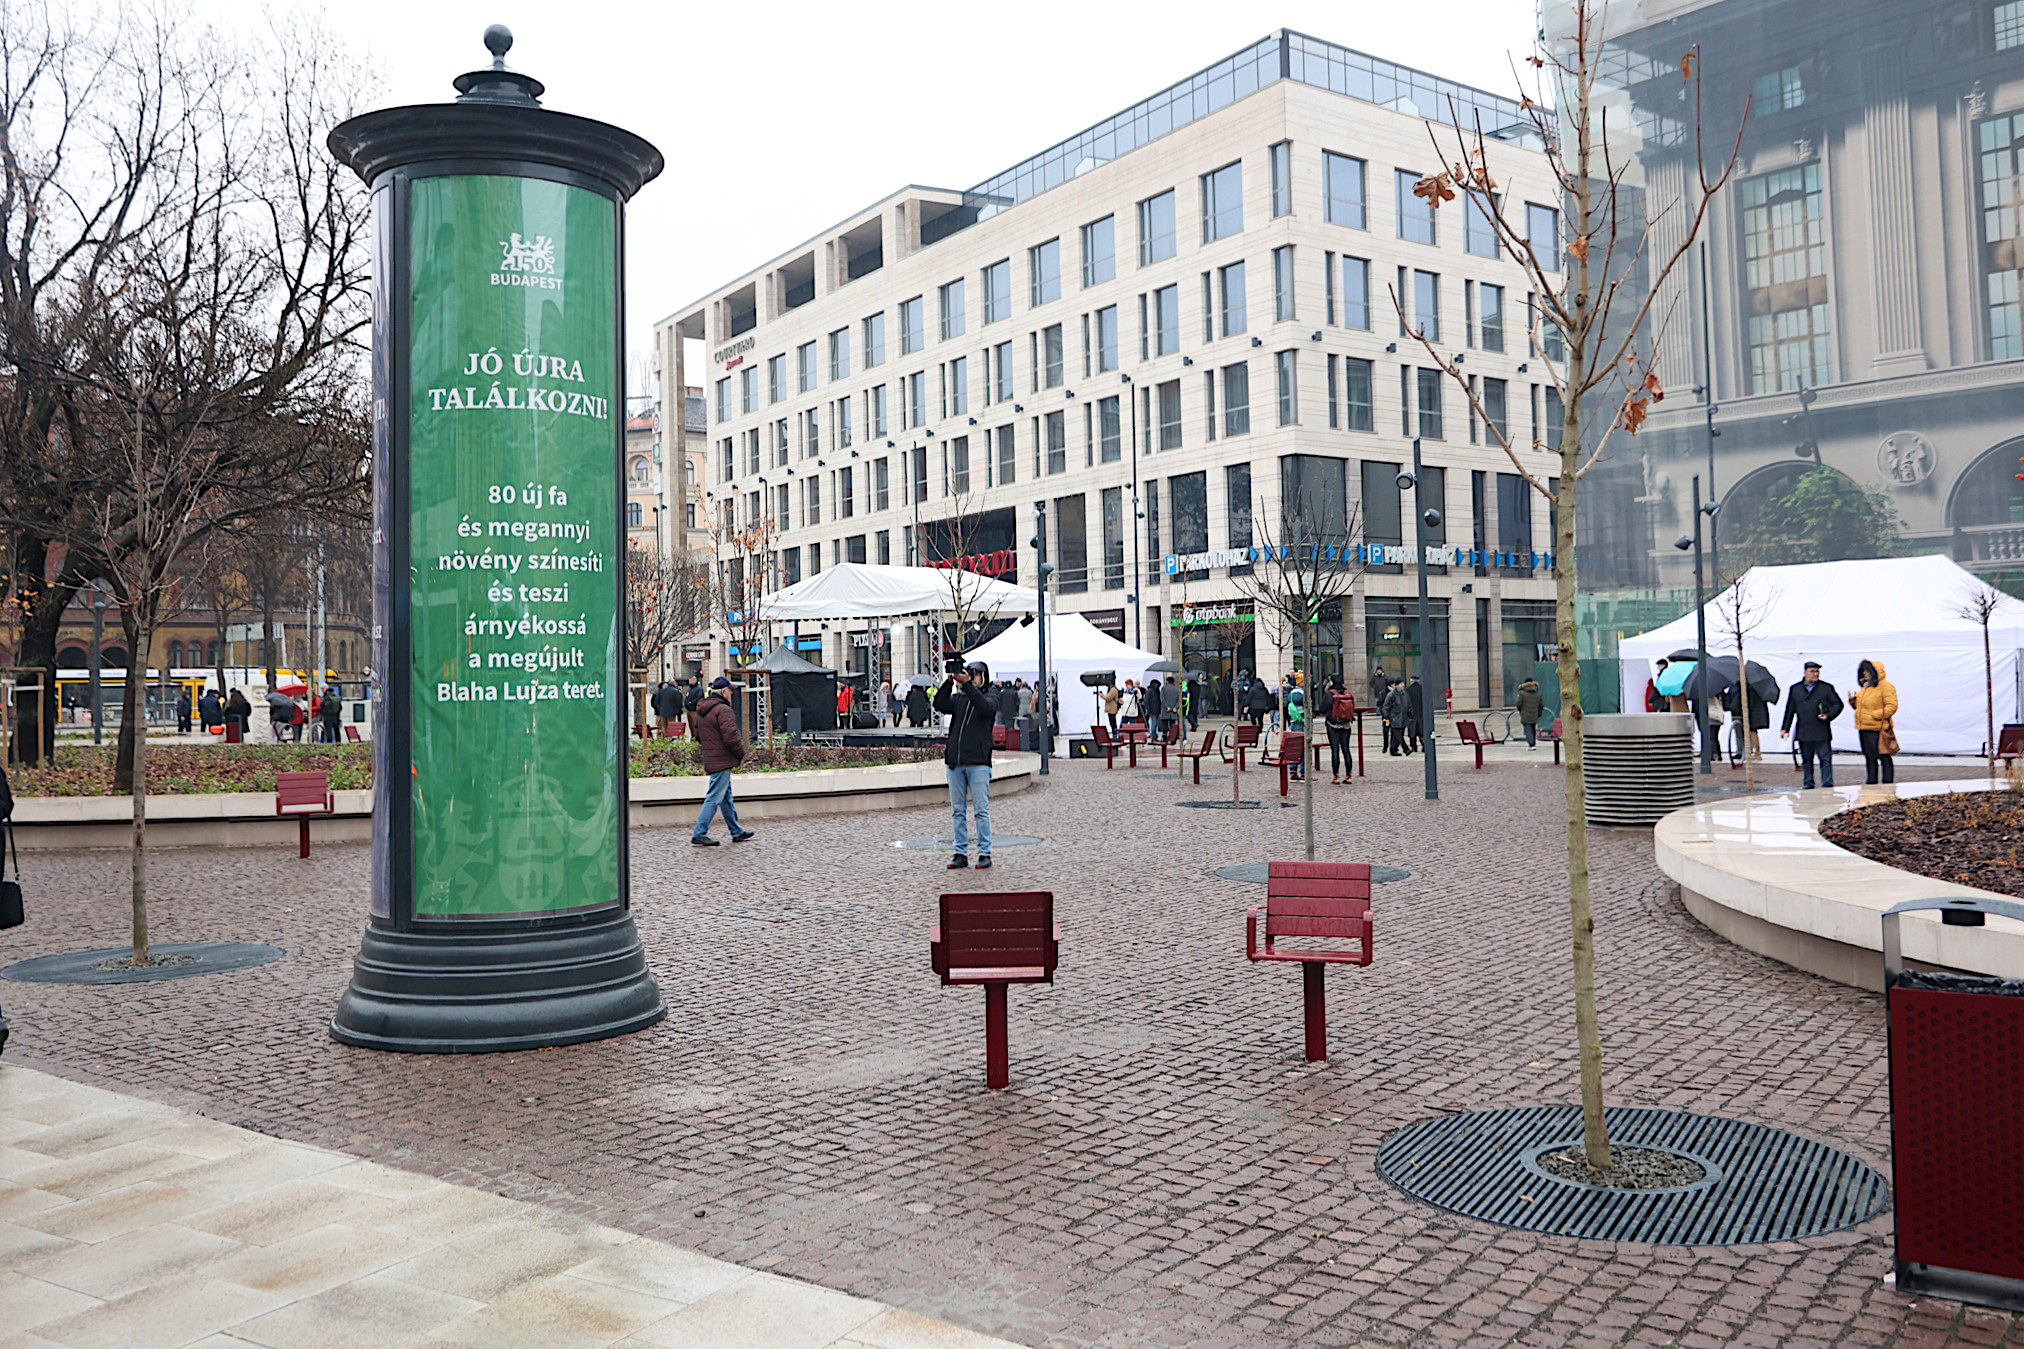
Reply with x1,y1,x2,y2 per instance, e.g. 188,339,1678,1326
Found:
8,753,1038,851
1654,778,2024,991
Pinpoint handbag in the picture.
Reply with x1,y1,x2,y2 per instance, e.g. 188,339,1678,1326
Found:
0,821,21,931
1879,722,1900,757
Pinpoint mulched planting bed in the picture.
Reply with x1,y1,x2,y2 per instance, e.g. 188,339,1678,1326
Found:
1819,787,2024,898
1537,1145,1707,1190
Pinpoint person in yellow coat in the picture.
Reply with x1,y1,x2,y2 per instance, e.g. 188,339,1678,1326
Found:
1851,658,1898,784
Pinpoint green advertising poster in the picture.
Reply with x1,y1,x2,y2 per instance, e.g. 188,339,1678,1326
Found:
407,174,621,918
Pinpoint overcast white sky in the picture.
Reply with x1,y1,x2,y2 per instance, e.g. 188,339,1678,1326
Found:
211,0,1539,374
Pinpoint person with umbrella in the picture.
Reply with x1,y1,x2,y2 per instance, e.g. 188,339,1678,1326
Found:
1715,659,1777,763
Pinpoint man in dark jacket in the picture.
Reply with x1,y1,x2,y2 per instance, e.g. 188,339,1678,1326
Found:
319,686,343,743
198,688,224,732
691,677,755,846
1780,661,1843,788
1381,678,1411,755
682,674,705,738
1368,665,1389,714
1515,677,1546,748
650,680,683,738
935,661,998,869
1405,676,1426,754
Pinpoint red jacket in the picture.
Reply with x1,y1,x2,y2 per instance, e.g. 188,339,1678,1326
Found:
693,694,745,774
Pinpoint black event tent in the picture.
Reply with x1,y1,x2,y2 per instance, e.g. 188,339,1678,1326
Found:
743,644,837,732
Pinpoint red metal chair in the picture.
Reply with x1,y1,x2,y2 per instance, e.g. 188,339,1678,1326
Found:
1088,724,1125,768
930,891,1060,1089
275,770,334,860
1456,719,1496,769
1245,862,1374,1062
1541,717,1565,766
1175,728,1220,784
1998,724,2024,769
342,724,361,742
1223,722,1262,771
1257,732,1306,797
1151,722,1183,767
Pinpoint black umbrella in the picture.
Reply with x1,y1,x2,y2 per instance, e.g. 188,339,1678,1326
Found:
1664,647,1712,663
1146,659,1182,673
1703,655,1781,704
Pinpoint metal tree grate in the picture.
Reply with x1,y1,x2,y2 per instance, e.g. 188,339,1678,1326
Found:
1376,1106,1889,1245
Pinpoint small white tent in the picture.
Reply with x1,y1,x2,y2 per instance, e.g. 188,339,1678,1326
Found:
965,611,1165,751
756,563,1040,622
1616,555,2024,755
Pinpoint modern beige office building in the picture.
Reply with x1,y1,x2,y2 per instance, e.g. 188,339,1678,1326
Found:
657,31,1570,714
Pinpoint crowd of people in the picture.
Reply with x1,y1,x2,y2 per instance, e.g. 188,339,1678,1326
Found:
1643,655,1901,787
192,684,345,742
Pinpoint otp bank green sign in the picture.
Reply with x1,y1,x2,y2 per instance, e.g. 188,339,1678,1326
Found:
407,174,620,918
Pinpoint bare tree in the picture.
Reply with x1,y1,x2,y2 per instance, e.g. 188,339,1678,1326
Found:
1955,582,2007,776
1230,497,1366,861
1392,0,1746,1168
923,489,1018,660
1712,572,1774,791
708,509,779,674
625,543,706,677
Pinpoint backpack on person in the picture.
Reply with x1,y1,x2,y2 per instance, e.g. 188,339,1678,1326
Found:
1330,692,1357,723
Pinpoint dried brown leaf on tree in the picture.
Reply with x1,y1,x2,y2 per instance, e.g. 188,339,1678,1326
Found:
1624,397,1650,434
1642,370,1666,403
1414,172,1455,207
1527,54,1546,68
1681,49,1698,81
1567,235,1592,262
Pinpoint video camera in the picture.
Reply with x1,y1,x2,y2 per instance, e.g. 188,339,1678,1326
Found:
944,651,968,678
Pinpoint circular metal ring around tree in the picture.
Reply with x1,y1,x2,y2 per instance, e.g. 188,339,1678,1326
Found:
1,942,285,986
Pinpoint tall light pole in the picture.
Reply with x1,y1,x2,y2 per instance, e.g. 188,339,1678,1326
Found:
1032,500,1052,776
1397,441,1440,802
1674,474,1713,774
1124,373,1141,650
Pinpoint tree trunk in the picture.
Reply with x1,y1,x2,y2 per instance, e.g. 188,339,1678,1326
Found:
125,613,153,963
1557,449,1607,1171
1987,625,1996,780
261,585,278,693
11,539,78,767
115,605,143,792
1739,625,1755,792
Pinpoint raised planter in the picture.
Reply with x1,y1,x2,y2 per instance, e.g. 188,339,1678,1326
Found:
1654,778,2024,990
8,753,1037,851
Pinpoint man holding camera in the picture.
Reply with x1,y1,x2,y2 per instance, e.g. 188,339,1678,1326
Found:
934,657,998,870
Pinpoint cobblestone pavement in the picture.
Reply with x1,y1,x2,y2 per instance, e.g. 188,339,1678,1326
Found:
2,752,2018,1348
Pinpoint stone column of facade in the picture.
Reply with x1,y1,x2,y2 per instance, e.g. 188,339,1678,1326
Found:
1646,154,1696,396
1862,44,1928,377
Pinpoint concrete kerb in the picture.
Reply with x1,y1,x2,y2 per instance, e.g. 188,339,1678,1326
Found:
8,753,1039,850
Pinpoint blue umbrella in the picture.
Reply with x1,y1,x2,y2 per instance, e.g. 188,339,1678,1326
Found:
1655,660,1697,697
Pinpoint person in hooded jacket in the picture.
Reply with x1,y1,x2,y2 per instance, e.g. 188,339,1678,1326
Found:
904,679,931,727
691,677,755,846
1514,676,1546,747
1852,658,1898,784
1720,677,1771,762
935,661,998,869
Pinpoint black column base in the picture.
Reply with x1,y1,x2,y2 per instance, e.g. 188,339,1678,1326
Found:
329,910,664,1053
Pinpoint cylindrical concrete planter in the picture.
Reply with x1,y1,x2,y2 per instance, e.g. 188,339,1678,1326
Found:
1583,713,1694,827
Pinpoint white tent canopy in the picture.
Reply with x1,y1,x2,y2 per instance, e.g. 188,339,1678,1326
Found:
1616,555,2024,755
755,562,1041,623
965,611,1165,752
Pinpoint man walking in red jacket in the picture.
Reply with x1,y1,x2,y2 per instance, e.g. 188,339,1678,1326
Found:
692,677,756,847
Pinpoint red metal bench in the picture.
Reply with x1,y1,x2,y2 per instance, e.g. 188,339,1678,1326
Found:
1175,728,1220,784
1456,719,1496,769
1998,723,2024,769
276,770,334,860
1257,732,1306,797
1541,716,1565,766
930,891,1060,1089
1245,861,1374,1062
343,724,361,742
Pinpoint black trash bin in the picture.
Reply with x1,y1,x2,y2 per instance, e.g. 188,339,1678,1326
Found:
1883,896,2024,1312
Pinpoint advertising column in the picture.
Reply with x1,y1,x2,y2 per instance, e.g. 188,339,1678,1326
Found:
328,29,665,1052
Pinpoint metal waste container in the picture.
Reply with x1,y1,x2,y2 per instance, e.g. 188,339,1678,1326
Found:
1884,896,2024,1312
1581,713,1694,827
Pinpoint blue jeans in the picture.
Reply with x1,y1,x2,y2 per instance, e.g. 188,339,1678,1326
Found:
694,769,743,838
948,765,992,856
1799,741,1833,789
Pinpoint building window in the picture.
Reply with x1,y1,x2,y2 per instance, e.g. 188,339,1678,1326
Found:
840,466,855,518
1096,305,1119,371
1202,161,1244,243
740,366,758,414
996,424,1017,485
1029,239,1061,306
1270,141,1292,218
797,341,817,392
1157,379,1182,450
1752,65,1805,113
1226,463,1253,575
864,312,887,367
806,474,821,525
994,341,1014,401
719,435,733,480
714,377,730,422
1324,152,1366,228
1544,386,1564,449
1342,357,1373,432
1154,285,1180,356
1412,270,1440,342
1098,395,1122,461
877,530,891,564
983,259,1011,323
1741,163,1831,391
907,370,927,427
1139,189,1176,266
1481,283,1506,352
2002,1,2024,48
626,501,643,528
768,354,786,403
1171,471,1209,579
871,385,888,437
686,503,696,529
948,357,968,415
1276,351,1297,426
1043,324,1064,387
1273,246,1295,321
1144,479,1160,579
1218,261,1247,336
1342,257,1370,330
1397,168,1436,245
939,279,966,338
1222,361,1250,436
1979,113,2024,359
1465,194,1499,257
1046,410,1067,474
1527,203,1561,272
1417,368,1444,440
875,457,890,511
745,428,762,475
951,435,971,493
829,328,850,381
838,395,853,448
1483,376,1509,445
1082,216,1116,287
1102,485,1125,588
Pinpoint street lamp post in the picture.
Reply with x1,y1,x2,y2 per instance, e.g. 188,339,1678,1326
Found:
1674,474,1713,774
1397,441,1440,802
1032,500,1052,776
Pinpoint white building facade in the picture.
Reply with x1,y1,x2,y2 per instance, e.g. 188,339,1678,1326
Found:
658,31,1569,713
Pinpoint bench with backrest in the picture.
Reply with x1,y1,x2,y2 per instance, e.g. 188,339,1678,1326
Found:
1257,732,1306,797
1088,724,1129,768
1245,861,1374,1062
1150,721,1183,768
1175,728,1220,784
929,891,1060,1089
1456,719,1495,769
275,770,334,860
1999,723,2024,769
342,724,361,742
1223,721,1262,771
1540,716,1565,766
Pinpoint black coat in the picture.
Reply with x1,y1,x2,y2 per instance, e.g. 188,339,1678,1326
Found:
1405,682,1425,725
1780,678,1843,743
904,683,931,725
650,684,683,718
1722,683,1771,732
935,678,998,766
198,692,224,727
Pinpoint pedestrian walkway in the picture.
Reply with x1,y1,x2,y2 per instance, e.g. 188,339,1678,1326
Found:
0,1064,1014,1349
